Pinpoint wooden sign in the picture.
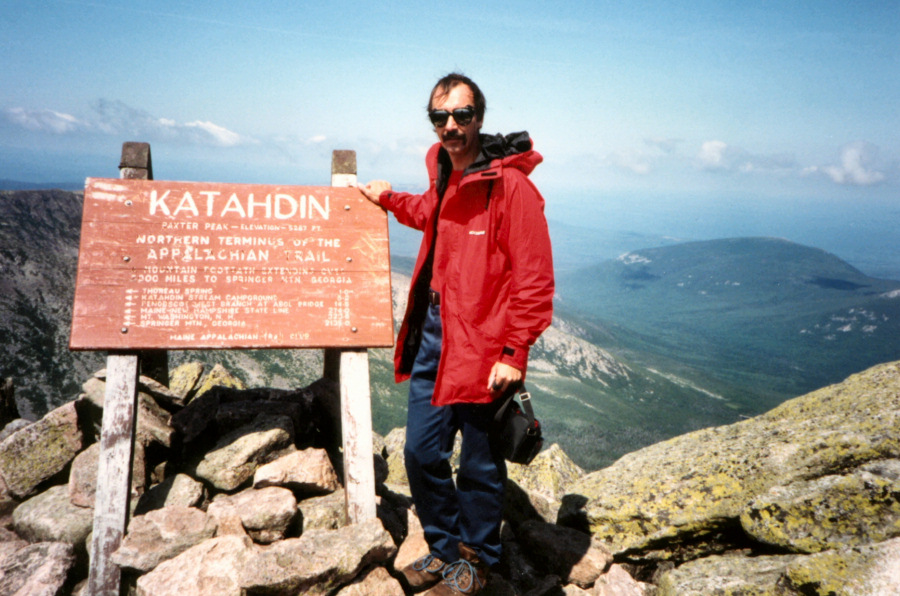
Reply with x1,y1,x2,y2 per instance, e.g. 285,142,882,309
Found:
70,178,393,350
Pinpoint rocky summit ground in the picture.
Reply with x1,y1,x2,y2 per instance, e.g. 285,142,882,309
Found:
1,358,899,594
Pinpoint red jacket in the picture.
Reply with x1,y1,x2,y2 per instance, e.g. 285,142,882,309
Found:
380,132,554,406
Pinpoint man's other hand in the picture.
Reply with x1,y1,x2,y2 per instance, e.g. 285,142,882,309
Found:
487,362,523,393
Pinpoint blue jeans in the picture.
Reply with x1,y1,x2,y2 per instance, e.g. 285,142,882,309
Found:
404,302,507,568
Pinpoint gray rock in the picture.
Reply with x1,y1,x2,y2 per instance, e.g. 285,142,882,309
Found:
112,506,217,572
133,473,205,515
209,486,297,543
741,462,900,553
0,472,18,516
12,484,94,546
506,443,584,526
0,401,84,499
68,441,148,508
0,419,30,444
591,564,653,596
135,535,256,596
298,489,348,532
0,526,28,560
334,566,404,596
253,447,340,495
559,361,900,559
656,552,800,596
80,376,175,449
783,536,900,596
0,541,75,596
194,414,294,491
239,517,397,595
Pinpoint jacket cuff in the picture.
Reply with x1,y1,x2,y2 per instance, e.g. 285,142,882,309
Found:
499,344,529,372
378,190,393,208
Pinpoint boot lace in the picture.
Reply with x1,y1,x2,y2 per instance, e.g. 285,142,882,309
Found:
441,559,485,593
412,553,443,572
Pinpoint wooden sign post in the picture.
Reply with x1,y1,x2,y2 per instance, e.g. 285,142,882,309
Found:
76,143,391,595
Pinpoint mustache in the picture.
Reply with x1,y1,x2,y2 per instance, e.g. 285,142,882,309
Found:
442,130,465,142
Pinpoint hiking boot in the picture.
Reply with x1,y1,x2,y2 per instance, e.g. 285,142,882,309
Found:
400,553,447,591
424,543,489,595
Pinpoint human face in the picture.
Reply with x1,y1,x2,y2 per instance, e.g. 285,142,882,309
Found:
430,83,482,171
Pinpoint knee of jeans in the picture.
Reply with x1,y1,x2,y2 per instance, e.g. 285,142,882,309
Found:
404,444,452,477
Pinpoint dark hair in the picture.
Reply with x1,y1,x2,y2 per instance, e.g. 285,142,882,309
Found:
428,73,486,122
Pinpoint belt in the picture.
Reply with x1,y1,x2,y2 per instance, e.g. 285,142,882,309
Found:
428,289,441,306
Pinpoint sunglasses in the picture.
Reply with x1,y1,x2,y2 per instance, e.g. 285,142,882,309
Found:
428,105,476,127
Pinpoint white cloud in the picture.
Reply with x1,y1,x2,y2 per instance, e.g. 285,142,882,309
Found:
3,107,87,134
184,120,244,147
820,142,885,186
697,140,730,170
696,140,796,174
2,100,254,148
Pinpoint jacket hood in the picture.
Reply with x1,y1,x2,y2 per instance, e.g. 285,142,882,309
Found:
427,131,542,188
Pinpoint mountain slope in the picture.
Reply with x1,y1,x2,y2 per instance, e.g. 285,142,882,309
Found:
557,237,900,408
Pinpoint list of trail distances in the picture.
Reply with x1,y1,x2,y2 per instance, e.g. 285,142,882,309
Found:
70,178,393,350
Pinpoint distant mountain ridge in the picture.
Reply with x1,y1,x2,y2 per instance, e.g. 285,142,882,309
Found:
557,236,900,409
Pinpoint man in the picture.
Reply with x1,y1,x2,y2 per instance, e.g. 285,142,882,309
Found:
358,73,554,595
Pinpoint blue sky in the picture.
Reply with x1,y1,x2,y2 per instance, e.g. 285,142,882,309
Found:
2,1,898,234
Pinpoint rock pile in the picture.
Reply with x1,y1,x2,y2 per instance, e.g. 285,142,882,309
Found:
2,359,900,595
0,362,632,595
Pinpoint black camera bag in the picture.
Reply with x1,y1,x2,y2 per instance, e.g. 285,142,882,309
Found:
493,385,543,465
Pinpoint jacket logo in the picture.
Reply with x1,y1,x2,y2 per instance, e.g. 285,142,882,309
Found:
469,230,486,236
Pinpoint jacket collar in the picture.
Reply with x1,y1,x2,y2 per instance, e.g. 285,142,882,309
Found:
429,131,540,197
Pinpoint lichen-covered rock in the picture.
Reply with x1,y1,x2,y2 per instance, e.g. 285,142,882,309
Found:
0,401,84,498
12,484,94,545
194,414,294,491
656,552,801,596
298,489,347,532
506,443,584,525
168,362,204,402
194,363,245,398
741,460,900,553
783,536,900,596
559,361,900,558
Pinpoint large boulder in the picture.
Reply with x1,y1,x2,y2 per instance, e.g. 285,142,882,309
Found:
559,361,900,560
0,401,85,499
112,506,217,572
12,484,94,545
783,536,900,595
239,517,397,594
208,486,297,543
135,535,256,596
253,447,340,496
741,459,900,553
0,542,76,596
193,414,294,491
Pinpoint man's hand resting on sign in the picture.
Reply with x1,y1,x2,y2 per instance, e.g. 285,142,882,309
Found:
357,180,392,206
487,361,523,394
